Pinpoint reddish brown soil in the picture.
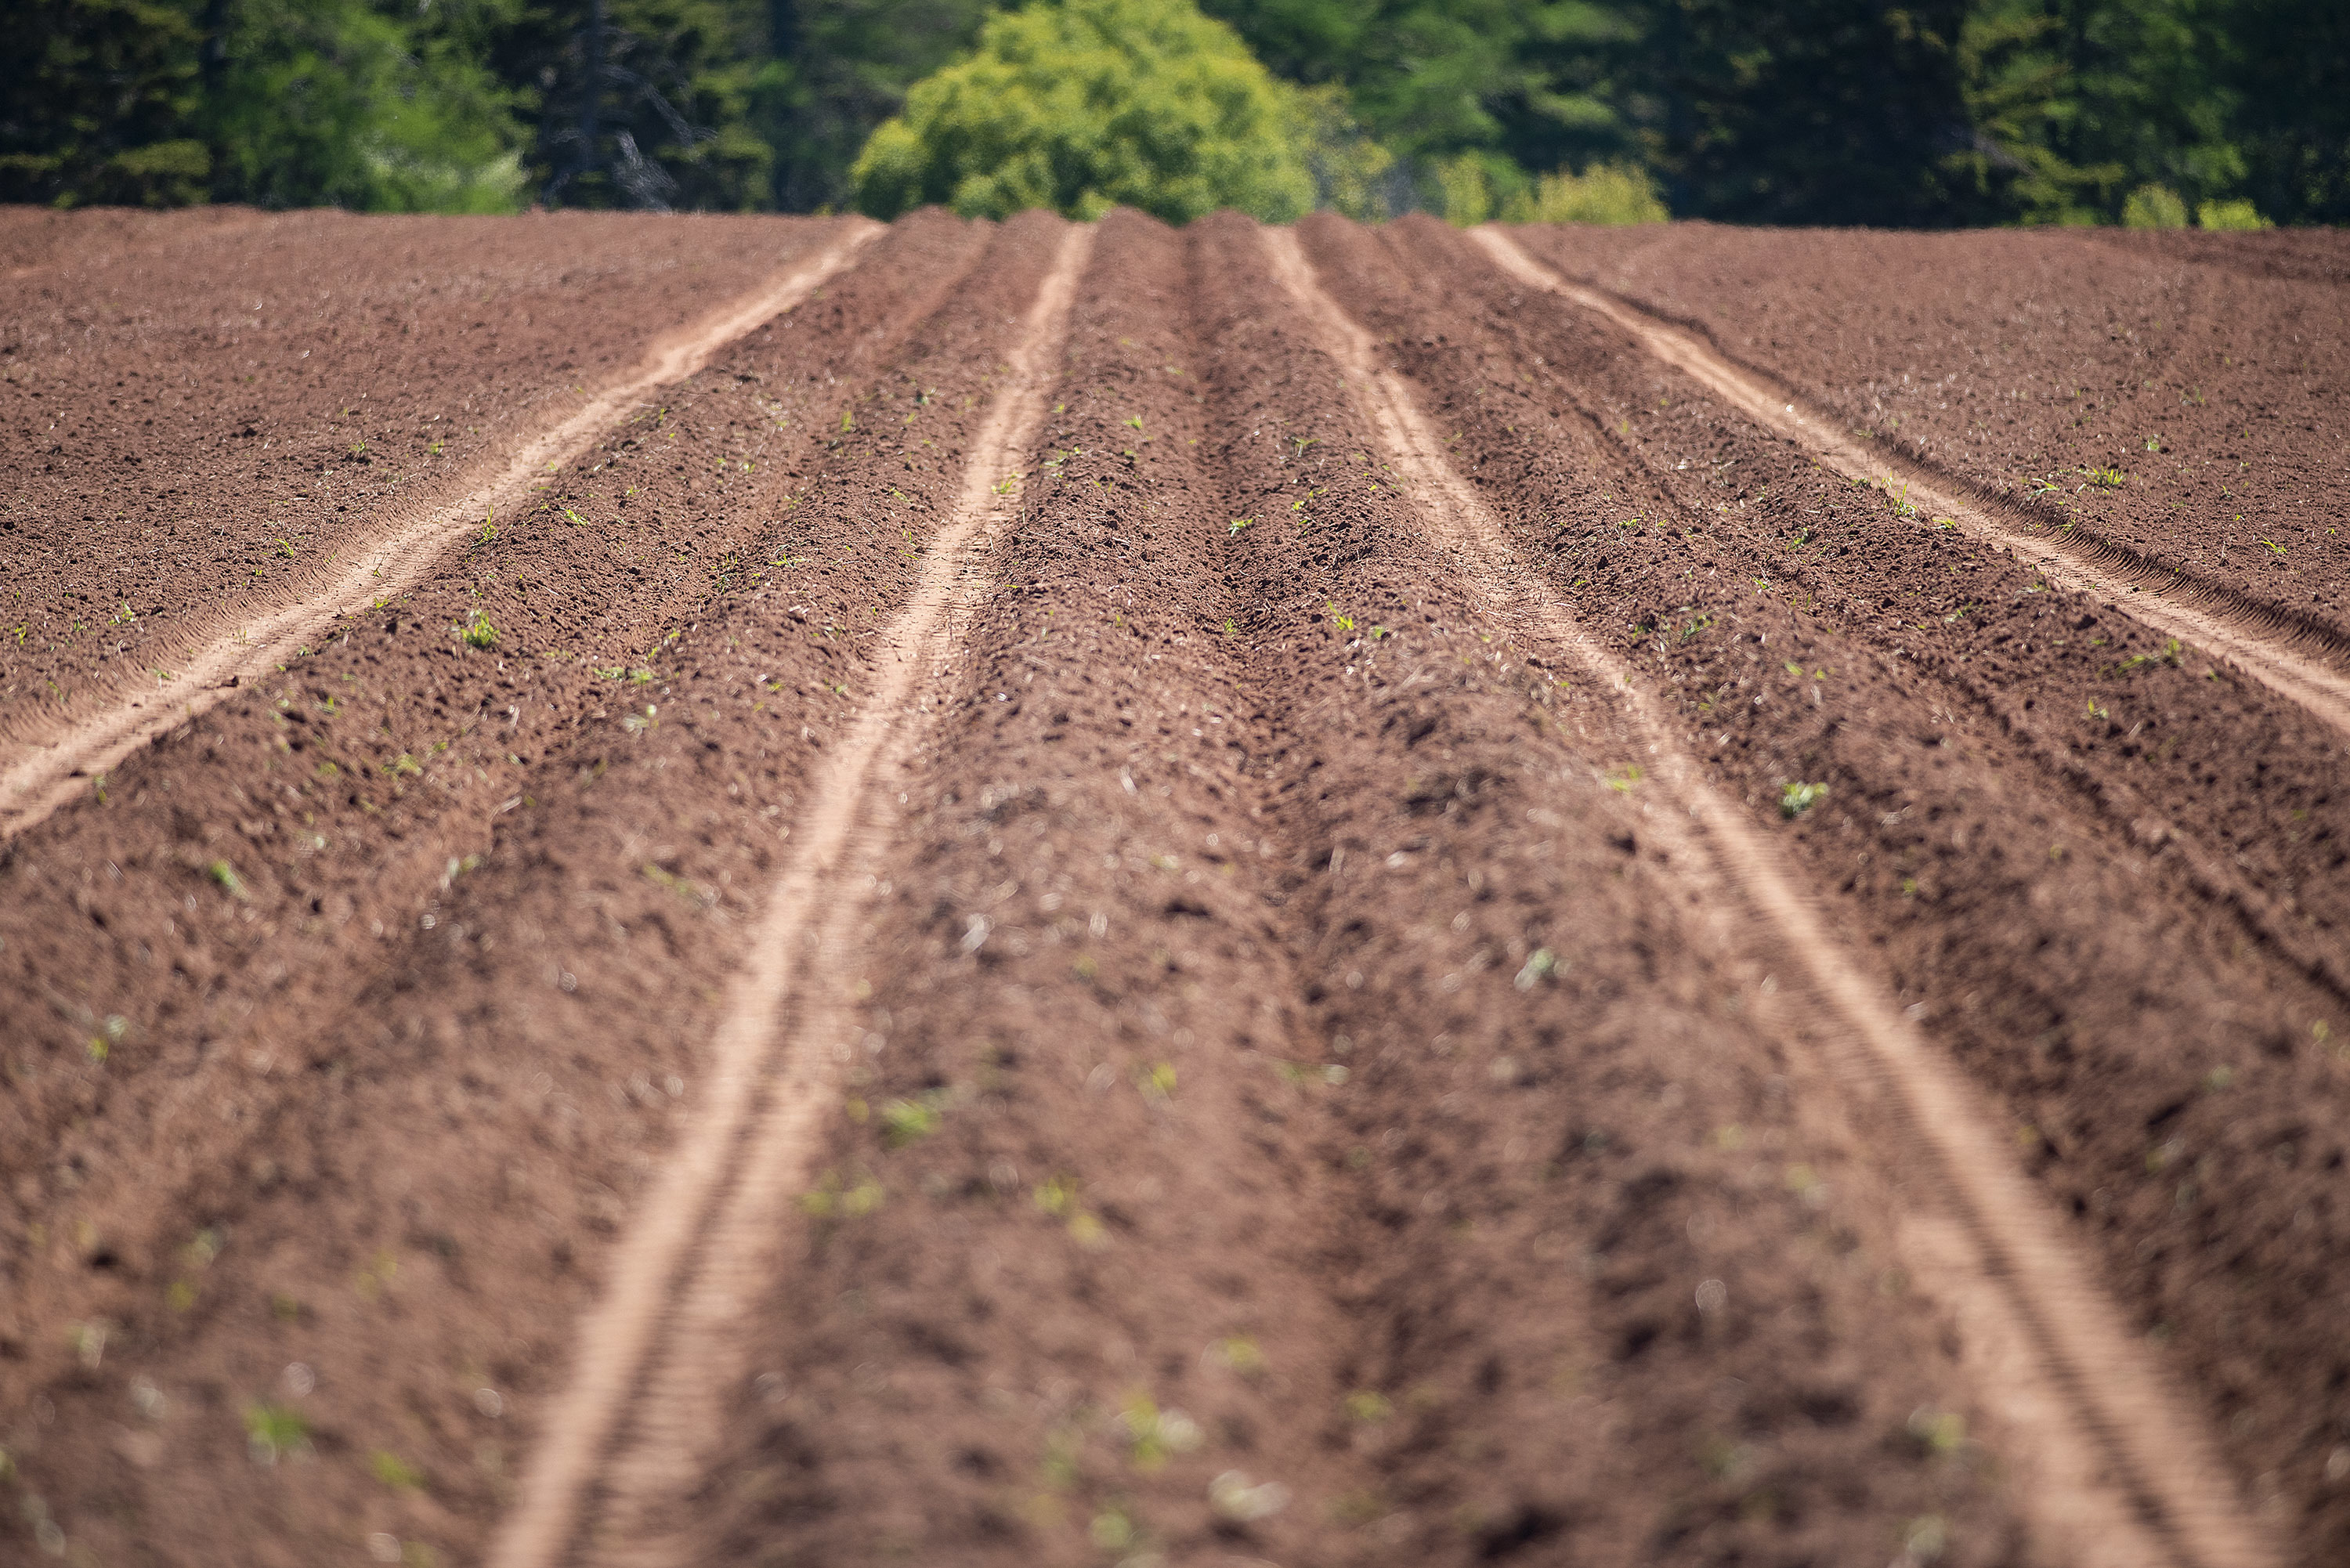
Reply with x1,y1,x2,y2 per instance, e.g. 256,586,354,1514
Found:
1306,212,2350,1557
0,206,847,744
3,205,2346,1568
1504,222,2350,636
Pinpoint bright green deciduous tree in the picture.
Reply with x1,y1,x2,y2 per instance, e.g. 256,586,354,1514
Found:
850,0,1317,223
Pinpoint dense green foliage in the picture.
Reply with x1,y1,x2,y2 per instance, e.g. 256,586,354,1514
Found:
850,0,1313,221
1,0,2342,224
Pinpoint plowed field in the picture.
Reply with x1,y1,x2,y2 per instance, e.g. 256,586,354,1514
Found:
3,205,2345,1568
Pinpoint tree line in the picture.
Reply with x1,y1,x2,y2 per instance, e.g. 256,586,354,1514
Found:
2,0,2341,226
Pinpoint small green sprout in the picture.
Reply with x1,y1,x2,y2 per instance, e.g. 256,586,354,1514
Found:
1124,414,1144,430
880,1091,949,1147
208,860,250,899
370,1451,425,1491
244,1404,310,1464
1228,517,1254,536
1607,764,1643,793
2081,466,2124,488
1206,1335,1264,1377
1513,948,1560,990
461,613,498,650
1119,1393,1202,1470
800,1170,886,1218
1779,782,1828,818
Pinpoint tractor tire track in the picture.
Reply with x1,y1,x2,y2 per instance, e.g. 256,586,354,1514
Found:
1269,223,2276,1568
0,220,882,844
1468,227,2350,747
486,219,1091,1568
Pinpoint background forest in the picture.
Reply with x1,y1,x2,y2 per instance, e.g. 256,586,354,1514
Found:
3,0,2343,227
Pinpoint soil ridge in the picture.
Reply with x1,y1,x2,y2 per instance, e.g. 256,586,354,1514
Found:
1277,219,2276,1568
1468,226,2350,745
0,219,882,844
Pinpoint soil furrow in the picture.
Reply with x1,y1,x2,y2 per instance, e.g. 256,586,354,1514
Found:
0,211,989,1342
1469,228,2350,745
0,220,880,841
0,210,1059,1568
0,211,855,753
1492,225,2350,632
1303,214,2350,1563
7,207,2346,1568
1272,222,2274,1568
656,210,2036,1568
492,216,1092,1568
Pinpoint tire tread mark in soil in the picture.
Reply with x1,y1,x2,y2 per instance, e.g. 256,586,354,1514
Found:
0,219,884,844
485,219,1091,1568
1267,223,2277,1568
1467,226,2350,749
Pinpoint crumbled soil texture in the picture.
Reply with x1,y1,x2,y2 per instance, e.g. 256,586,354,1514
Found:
1504,221,2350,636
0,206,848,744
0,208,1066,1566
1303,211,2350,1559
678,209,2021,1567
6,206,2349,1568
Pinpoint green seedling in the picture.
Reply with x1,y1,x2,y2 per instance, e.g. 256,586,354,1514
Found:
2263,538,2287,557
461,612,498,650
1119,1393,1202,1470
244,1403,310,1464
1090,1508,1137,1551
2144,435,2162,453
880,1090,950,1147
801,1170,886,1219
208,860,250,899
1328,605,1357,633
1124,414,1144,430
1206,1335,1265,1378
1779,782,1828,818
838,409,854,433
1344,1390,1394,1425
1228,517,1254,536
2081,466,2124,488
1513,948,1560,990
370,1451,425,1491
1607,764,1643,793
